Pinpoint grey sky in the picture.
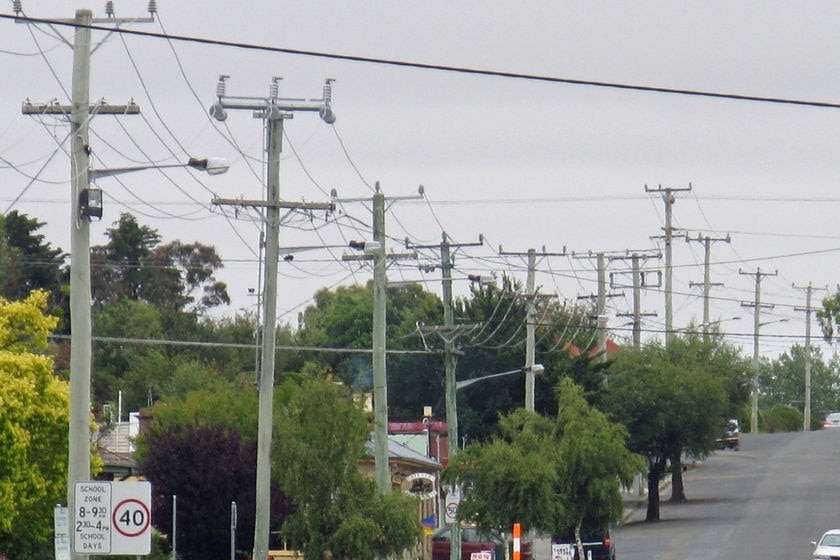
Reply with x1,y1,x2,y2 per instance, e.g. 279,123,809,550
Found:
3,1,840,361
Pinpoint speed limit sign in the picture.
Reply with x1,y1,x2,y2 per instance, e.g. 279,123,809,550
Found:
110,482,151,554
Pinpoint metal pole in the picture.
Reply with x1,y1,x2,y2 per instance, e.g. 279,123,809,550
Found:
231,501,238,560
632,255,641,349
171,495,177,560
68,12,92,560
803,284,813,431
751,270,762,435
372,186,389,493
663,190,674,345
253,112,283,560
525,249,536,411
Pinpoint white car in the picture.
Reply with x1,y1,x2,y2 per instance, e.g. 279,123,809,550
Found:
823,412,840,428
812,529,840,559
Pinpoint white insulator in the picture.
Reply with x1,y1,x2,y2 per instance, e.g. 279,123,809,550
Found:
12,0,22,15
148,0,157,14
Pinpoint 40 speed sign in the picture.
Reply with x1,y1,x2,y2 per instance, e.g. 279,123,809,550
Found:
74,481,151,555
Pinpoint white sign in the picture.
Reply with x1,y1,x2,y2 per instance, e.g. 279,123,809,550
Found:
444,487,460,524
73,481,151,555
54,506,71,560
551,543,573,560
470,552,493,560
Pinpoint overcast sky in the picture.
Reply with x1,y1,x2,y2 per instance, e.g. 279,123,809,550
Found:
3,1,840,362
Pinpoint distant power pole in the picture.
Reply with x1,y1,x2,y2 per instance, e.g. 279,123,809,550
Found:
646,183,692,345
740,268,778,435
610,251,661,348
793,282,826,431
498,246,565,411
574,251,623,360
686,233,731,338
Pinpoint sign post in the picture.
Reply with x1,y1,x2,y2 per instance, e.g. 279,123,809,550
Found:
73,481,151,555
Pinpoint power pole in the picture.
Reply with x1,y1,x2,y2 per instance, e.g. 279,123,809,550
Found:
208,75,336,560
574,251,623,360
793,282,825,431
409,233,483,560
20,9,149,559
498,246,565,411
740,268,778,435
610,251,660,348
342,185,421,493
646,184,692,345
686,233,731,338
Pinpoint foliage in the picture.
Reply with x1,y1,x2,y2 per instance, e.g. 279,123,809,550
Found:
90,213,229,313
0,290,68,560
0,211,67,318
275,378,421,560
603,331,747,521
759,345,840,428
135,385,292,560
762,404,803,432
446,379,641,540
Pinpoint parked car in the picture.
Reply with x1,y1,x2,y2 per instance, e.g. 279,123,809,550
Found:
823,412,840,428
551,525,616,560
715,418,740,450
811,529,840,558
431,526,531,560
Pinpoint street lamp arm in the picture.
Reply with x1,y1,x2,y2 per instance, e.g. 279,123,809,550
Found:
89,157,230,180
455,364,544,391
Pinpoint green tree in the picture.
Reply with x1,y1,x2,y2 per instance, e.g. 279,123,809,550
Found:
274,377,421,560
603,332,746,520
447,379,641,557
0,290,68,560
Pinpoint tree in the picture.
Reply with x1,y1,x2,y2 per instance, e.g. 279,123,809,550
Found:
447,379,641,558
603,332,747,520
0,290,68,560
135,386,292,560
90,213,229,313
274,377,421,560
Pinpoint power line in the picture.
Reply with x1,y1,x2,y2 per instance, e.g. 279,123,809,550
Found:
6,13,840,110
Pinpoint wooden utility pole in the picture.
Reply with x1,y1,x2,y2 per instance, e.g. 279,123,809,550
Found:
686,233,731,338
740,268,778,435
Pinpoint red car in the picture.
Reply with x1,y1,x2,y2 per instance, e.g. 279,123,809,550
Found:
432,526,531,560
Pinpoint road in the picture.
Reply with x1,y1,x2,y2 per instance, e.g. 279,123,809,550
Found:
613,429,840,559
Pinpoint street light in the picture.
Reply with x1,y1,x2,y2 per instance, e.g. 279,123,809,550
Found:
67,156,229,535
456,364,545,391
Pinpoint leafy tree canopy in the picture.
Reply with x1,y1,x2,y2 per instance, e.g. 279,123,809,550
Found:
0,290,68,560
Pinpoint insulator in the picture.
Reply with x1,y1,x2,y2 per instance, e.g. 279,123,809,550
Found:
148,0,157,14
270,76,282,99
105,1,113,17
216,75,229,98
12,0,22,15
324,78,334,102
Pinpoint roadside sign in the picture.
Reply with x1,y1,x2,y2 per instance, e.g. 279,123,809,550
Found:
73,481,151,555
444,487,460,524
471,552,493,560
54,506,71,560
551,543,573,560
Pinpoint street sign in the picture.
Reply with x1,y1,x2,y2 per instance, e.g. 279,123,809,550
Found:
54,506,71,560
444,487,460,524
73,481,151,555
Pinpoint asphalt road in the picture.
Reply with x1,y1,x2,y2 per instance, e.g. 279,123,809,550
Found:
613,429,840,560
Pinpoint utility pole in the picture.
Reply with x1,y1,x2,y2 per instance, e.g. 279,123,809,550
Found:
409,233,483,560
740,268,778,435
19,9,150,559
209,75,336,560
342,185,421,493
574,251,622,360
646,184,692,345
610,251,660,348
686,233,730,339
499,246,565,410
794,282,825,431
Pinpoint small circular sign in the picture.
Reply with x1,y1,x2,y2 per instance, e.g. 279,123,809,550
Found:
112,499,150,537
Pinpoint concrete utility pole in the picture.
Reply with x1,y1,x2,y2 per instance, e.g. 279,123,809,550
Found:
498,246,564,411
574,251,623,360
408,233,483,560
208,75,336,560
610,251,660,348
794,282,825,431
342,186,421,493
646,184,691,345
687,233,731,339
740,268,778,435
19,9,150,558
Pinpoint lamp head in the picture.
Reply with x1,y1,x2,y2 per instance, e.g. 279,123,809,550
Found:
319,105,336,124
209,102,228,122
